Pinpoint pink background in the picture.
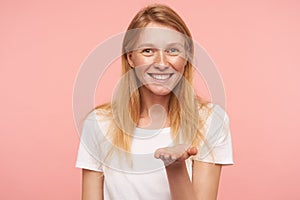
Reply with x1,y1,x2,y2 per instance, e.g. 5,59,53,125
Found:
1,0,299,199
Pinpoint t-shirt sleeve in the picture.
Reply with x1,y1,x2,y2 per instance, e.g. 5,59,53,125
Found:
75,111,106,172
192,104,234,165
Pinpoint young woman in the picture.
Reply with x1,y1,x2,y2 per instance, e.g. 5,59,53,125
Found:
76,4,233,200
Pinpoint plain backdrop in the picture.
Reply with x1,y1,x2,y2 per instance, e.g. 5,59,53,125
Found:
1,0,299,199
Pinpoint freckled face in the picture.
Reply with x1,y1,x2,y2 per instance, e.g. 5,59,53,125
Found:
127,23,188,96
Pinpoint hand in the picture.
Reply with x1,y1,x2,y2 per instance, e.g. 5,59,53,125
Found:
154,144,198,166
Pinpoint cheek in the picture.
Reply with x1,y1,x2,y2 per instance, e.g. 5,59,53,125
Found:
133,64,148,82
131,53,187,72
169,57,187,73
131,54,153,67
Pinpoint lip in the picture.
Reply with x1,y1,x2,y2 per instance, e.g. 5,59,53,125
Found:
147,73,174,81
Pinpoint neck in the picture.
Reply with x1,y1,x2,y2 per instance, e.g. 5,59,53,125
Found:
138,86,171,129
139,87,170,116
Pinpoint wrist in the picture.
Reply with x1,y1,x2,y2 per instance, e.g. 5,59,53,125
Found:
165,161,186,171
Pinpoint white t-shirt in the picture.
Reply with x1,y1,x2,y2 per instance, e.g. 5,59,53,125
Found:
75,103,234,200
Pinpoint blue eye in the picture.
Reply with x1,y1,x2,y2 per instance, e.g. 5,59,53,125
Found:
167,48,180,55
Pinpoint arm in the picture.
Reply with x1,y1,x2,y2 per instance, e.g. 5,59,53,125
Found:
155,145,222,200
82,169,104,200
192,161,222,200
165,161,197,200
155,145,197,200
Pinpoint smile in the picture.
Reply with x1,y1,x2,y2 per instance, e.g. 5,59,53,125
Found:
148,73,173,80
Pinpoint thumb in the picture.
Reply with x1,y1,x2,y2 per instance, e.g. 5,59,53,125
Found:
187,147,198,156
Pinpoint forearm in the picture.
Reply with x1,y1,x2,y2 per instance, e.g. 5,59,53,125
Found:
165,162,197,200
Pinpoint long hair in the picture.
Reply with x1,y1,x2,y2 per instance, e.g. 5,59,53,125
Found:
95,4,211,159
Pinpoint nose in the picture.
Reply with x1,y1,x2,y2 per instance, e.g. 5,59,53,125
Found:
154,50,168,70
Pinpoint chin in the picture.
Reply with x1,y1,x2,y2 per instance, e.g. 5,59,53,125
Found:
152,91,172,96
147,85,173,96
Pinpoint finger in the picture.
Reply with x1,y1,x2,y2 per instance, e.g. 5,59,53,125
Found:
171,154,177,160
187,147,198,156
154,153,160,159
154,148,164,159
154,151,163,159
162,156,176,166
163,154,171,160
158,153,169,160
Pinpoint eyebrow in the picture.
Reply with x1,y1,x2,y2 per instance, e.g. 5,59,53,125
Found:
136,42,184,49
136,43,156,48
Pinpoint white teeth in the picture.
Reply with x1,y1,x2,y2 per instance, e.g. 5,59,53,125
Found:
150,74,172,80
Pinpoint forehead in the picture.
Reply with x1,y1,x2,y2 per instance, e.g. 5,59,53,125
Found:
136,26,186,48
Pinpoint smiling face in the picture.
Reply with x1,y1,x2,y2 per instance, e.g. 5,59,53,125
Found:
127,23,188,96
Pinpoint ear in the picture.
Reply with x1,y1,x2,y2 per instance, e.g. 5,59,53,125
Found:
126,52,134,68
